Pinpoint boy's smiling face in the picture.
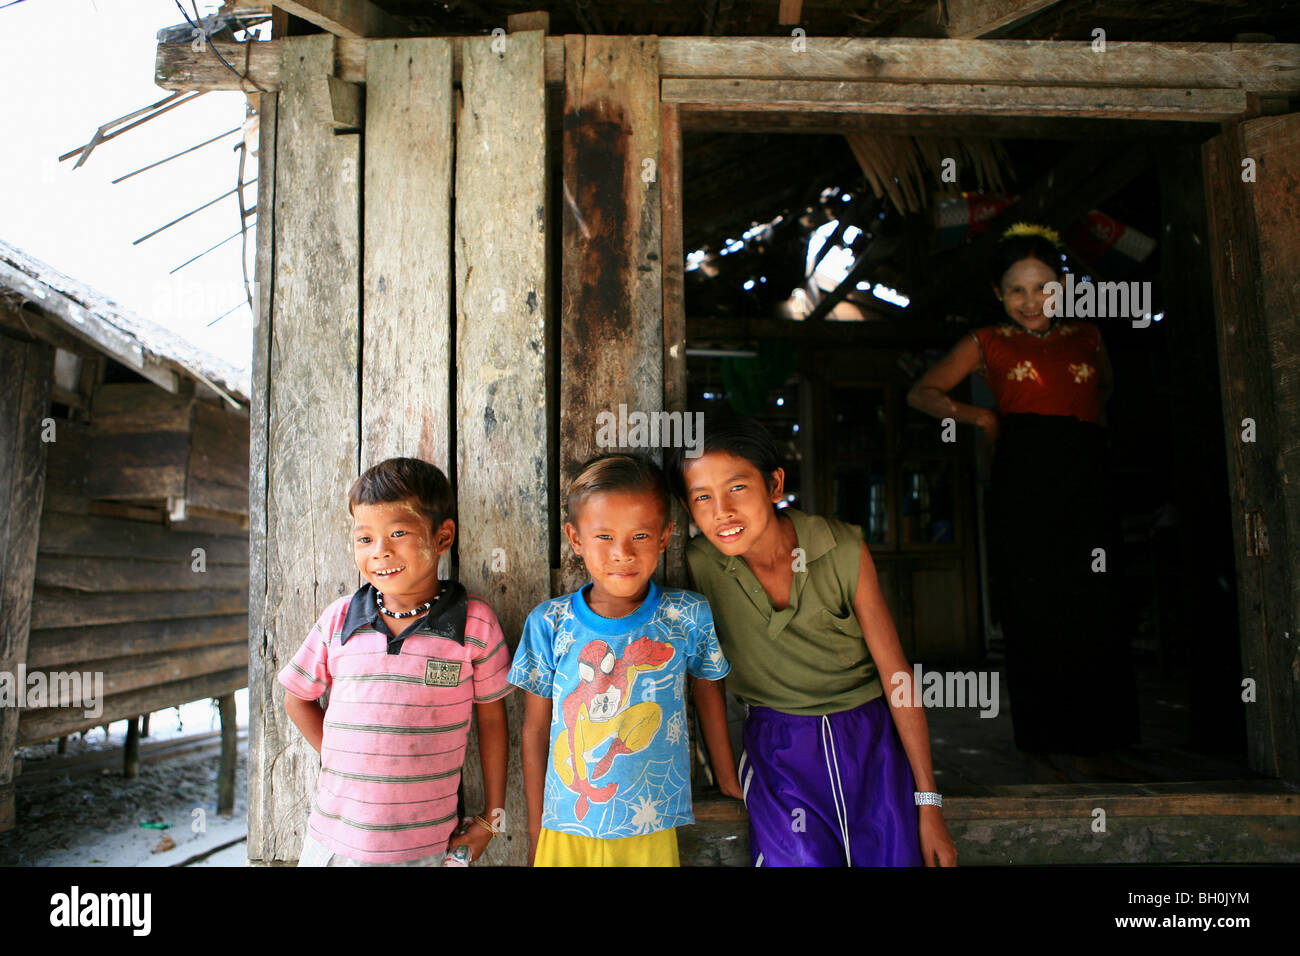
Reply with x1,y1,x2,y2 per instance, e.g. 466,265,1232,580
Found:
681,450,784,557
565,489,671,618
352,498,453,609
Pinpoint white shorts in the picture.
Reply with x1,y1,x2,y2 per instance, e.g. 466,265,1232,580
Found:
297,831,446,867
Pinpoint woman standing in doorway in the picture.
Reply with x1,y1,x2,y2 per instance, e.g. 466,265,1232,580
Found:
907,223,1139,777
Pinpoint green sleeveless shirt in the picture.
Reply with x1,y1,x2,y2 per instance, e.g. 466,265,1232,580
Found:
684,509,882,716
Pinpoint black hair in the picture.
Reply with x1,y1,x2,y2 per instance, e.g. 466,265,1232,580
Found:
666,413,780,503
566,453,671,528
990,232,1065,289
348,457,455,531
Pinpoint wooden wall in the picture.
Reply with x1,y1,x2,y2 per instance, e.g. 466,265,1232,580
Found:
0,335,52,833
250,30,672,864
19,391,249,746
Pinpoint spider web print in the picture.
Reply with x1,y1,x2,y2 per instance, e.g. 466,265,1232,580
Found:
599,756,693,838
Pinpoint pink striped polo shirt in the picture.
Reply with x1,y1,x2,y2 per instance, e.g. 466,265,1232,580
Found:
278,581,512,863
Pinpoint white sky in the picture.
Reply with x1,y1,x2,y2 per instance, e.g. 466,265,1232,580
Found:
1,0,255,373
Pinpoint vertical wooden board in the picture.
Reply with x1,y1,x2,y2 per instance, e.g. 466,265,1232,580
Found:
254,33,362,862
1202,123,1296,780
362,38,455,470
454,30,549,868
1242,114,1300,781
246,88,276,861
559,34,663,593
661,101,689,589
0,336,52,832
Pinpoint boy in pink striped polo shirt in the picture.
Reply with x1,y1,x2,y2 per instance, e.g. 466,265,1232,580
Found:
280,457,511,866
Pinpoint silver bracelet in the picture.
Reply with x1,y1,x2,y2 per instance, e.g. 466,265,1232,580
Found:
914,791,943,807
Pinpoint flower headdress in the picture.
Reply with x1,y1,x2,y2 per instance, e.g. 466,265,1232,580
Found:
1002,222,1062,246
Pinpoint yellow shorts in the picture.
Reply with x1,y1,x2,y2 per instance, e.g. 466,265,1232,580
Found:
535,827,679,867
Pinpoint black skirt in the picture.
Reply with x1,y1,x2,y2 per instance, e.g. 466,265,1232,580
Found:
988,413,1140,754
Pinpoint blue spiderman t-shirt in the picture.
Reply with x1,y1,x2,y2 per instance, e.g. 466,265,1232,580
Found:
508,578,730,839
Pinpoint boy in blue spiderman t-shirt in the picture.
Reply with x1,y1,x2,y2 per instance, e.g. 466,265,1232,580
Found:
509,453,741,866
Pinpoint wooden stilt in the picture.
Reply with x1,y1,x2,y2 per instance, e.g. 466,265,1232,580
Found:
140,714,150,737
123,717,140,778
217,693,236,815
56,736,67,754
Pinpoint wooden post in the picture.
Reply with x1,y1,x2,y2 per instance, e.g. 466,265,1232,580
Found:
123,716,140,778
56,736,67,754
558,35,663,592
454,29,549,867
217,693,236,815
1202,114,1300,781
0,334,53,833
248,33,362,863
661,101,688,589
360,38,455,470
140,713,149,737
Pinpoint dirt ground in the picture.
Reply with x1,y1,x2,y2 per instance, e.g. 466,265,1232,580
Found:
1,701,248,867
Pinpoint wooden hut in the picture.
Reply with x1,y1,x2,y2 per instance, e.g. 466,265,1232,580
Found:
0,239,249,834
157,0,1300,864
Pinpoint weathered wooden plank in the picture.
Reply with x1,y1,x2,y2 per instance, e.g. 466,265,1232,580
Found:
0,335,52,833
660,101,688,589
253,33,362,863
1239,114,1300,782
559,34,663,591
35,555,248,592
273,0,402,39
31,586,246,631
17,667,246,744
37,512,247,564
246,84,276,865
185,478,249,516
664,80,1249,122
678,108,1202,140
85,428,190,501
157,37,1300,96
0,261,178,393
1203,118,1300,781
20,642,246,708
28,614,247,668
454,29,549,868
360,38,454,469
91,383,193,431
944,0,1064,37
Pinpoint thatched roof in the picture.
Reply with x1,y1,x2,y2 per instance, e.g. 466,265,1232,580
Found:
0,239,250,405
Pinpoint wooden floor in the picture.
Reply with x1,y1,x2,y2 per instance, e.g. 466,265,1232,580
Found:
683,663,1300,864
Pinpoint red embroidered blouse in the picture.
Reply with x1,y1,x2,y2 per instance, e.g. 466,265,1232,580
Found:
971,321,1102,424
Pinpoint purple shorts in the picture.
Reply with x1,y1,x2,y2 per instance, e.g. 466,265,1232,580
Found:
739,696,922,867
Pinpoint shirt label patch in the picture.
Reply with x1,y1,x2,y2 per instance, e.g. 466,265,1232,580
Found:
424,659,462,687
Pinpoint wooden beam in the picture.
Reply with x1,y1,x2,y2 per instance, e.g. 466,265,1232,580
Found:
246,79,275,865
0,335,52,833
249,33,361,864
156,37,1300,96
272,0,402,39
507,10,549,33
217,693,236,814
778,0,802,26
559,35,663,592
454,30,549,868
1203,115,1300,782
661,101,688,588
18,667,246,744
945,0,1064,38
664,79,1249,122
361,38,454,468
312,74,362,130
678,108,1205,139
